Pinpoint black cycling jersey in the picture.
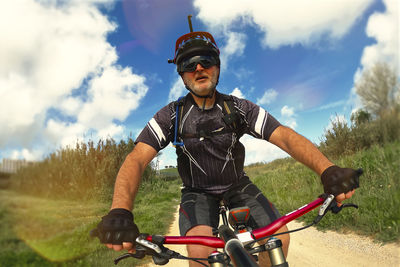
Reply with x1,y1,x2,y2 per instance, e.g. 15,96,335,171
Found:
136,91,281,194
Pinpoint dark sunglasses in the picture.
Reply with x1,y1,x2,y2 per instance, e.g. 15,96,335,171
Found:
178,55,219,73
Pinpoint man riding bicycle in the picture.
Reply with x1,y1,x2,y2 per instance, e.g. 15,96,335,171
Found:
92,28,360,267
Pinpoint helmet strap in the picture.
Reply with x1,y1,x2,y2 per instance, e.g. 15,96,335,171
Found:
201,97,207,111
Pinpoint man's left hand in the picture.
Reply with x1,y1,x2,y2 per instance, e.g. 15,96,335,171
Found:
321,166,362,206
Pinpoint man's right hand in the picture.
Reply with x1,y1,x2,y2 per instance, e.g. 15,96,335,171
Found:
90,208,139,252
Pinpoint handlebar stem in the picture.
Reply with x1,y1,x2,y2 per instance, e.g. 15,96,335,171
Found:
265,238,288,267
219,225,258,267
208,251,226,267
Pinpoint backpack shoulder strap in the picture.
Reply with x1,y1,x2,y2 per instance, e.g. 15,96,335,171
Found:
219,93,243,130
172,96,186,146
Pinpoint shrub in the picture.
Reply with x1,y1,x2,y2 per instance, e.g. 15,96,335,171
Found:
320,109,400,159
10,138,155,201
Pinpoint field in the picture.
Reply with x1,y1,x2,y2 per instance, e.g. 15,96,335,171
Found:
0,142,398,266
0,178,181,267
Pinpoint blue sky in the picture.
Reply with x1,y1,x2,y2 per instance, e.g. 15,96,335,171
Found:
0,0,398,168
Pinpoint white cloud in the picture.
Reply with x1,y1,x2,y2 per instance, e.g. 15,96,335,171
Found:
59,97,84,117
256,89,278,106
233,67,254,81
194,0,374,49
231,88,245,98
240,135,288,165
219,31,246,71
156,145,177,169
281,105,294,117
349,0,399,114
0,0,148,160
361,0,399,73
285,119,297,130
45,119,86,148
78,67,147,128
348,85,364,115
168,76,186,102
280,105,297,129
325,114,348,132
308,99,347,113
11,148,43,162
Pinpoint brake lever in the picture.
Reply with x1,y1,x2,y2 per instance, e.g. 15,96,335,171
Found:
330,202,358,214
114,234,153,265
114,246,146,265
313,194,360,224
114,234,175,265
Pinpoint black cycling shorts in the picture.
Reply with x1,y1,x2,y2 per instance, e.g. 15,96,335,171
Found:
178,177,281,236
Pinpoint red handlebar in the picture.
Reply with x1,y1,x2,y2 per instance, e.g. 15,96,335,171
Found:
253,197,324,239
146,197,325,248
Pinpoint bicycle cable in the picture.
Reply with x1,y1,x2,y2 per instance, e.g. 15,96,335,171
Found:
247,221,316,247
175,254,210,266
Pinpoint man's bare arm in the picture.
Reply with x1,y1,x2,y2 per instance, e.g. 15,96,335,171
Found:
269,125,358,204
269,125,334,176
111,142,158,211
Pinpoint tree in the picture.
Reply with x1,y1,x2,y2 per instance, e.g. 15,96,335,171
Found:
350,109,371,126
355,62,400,117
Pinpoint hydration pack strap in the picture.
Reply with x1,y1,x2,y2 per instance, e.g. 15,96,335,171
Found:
173,97,185,146
222,95,240,129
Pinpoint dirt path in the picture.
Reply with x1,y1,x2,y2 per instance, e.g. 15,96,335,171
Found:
141,206,400,267
141,206,188,267
286,221,399,266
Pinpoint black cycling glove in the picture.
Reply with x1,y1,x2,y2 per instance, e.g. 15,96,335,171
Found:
321,165,362,196
91,208,139,245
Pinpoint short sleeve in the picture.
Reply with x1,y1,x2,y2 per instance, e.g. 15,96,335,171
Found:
234,97,281,141
135,104,174,151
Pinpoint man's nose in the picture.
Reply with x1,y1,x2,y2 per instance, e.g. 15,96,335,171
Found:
195,63,205,71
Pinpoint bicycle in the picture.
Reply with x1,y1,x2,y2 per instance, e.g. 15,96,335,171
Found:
110,189,361,267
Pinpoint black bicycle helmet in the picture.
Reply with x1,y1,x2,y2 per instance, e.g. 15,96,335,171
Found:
168,31,220,74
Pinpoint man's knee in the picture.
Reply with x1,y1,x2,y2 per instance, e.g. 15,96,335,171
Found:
186,225,214,256
279,225,290,256
186,225,215,266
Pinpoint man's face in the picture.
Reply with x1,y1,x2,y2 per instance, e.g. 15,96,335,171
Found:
181,63,219,97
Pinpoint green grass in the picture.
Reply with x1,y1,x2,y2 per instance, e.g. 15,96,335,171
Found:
0,177,181,266
246,141,400,243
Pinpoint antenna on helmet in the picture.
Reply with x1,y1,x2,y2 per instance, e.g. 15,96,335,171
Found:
168,15,195,63
188,15,194,33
